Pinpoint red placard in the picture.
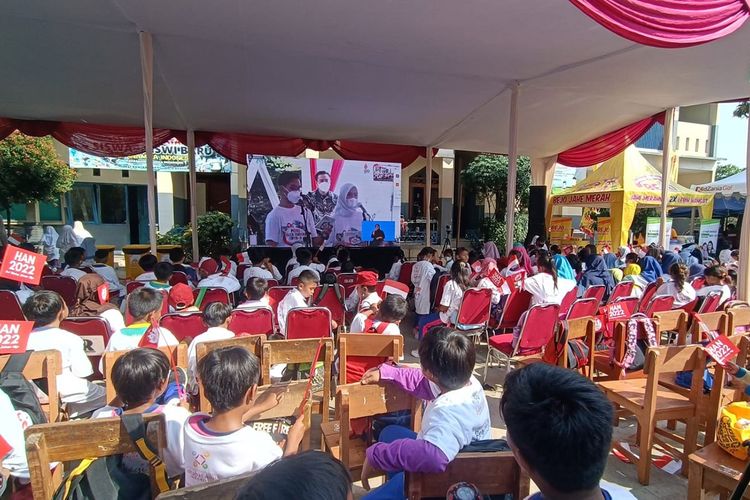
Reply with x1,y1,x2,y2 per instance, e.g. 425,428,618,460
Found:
704,335,739,367
97,283,110,304
0,434,11,461
603,301,634,322
0,246,44,285
0,321,33,354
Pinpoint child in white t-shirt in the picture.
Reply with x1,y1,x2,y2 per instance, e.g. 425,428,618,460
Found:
656,262,696,308
92,249,126,296
360,327,490,498
238,277,272,311
104,288,179,354
92,348,189,479
183,346,305,486
277,270,318,336
60,248,88,282
345,271,382,316
23,291,106,417
187,303,235,393
418,261,470,342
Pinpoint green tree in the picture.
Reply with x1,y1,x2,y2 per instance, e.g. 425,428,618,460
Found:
460,154,531,219
716,163,744,180
734,101,749,119
0,132,76,231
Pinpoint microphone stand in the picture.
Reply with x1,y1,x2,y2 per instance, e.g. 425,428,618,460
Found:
299,197,312,247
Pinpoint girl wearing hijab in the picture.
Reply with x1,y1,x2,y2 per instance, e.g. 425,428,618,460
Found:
565,253,583,280
615,245,629,268
602,251,618,269
638,256,663,283
578,254,615,301
327,183,364,247
41,226,60,265
660,251,680,276
73,221,93,241
482,241,501,260
71,274,125,333
553,254,576,282
58,225,81,255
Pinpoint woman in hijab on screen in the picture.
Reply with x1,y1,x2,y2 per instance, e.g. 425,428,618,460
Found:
327,183,364,247
58,225,81,255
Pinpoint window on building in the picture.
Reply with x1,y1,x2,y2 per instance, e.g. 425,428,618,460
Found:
122,170,129,178
685,137,689,150
7,204,27,221
39,200,63,222
93,168,101,177
705,140,709,154
695,139,699,152
99,185,127,224
676,136,680,150
70,185,97,222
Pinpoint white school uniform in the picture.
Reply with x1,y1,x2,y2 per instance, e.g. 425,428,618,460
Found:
522,274,576,307
92,263,126,295
197,273,241,294
100,308,126,334
187,327,235,392
696,283,731,305
349,314,400,335
27,327,105,415
183,414,282,486
477,277,504,304
286,265,320,285
419,376,491,462
276,289,308,335
244,266,278,284
135,271,156,283
93,404,189,478
411,261,436,315
236,298,271,311
387,261,403,281
104,325,179,353
345,290,382,313
60,267,87,281
0,388,30,480
438,281,464,324
656,280,697,308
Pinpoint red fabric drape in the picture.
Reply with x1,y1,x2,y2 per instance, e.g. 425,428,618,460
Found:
570,0,750,48
557,112,664,167
329,159,345,191
309,158,318,190
0,117,431,167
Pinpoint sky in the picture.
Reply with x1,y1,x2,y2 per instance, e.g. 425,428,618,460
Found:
715,102,748,170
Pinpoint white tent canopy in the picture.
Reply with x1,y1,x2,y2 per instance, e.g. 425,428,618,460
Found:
2,1,750,157
693,170,748,197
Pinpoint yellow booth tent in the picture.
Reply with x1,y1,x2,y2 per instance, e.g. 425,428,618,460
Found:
547,146,713,249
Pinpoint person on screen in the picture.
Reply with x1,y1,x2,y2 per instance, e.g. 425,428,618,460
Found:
371,223,385,243
265,171,321,248
309,170,338,240
327,183,364,247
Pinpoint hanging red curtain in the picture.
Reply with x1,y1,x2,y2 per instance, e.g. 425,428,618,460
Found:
309,158,318,191
557,112,664,167
333,141,428,167
569,0,750,48
199,132,308,164
329,159,345,191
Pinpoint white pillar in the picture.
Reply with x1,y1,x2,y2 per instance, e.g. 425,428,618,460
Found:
505,82,520,254
425,146,433,246
187,130,199,260
139,31,157,254
738,115,750,300
659,108,675,249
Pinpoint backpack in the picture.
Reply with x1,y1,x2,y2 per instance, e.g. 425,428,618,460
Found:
363,319,390,334
0,351,47,425
53,414,170,500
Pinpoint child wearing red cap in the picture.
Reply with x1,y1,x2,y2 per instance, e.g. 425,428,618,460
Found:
169,283,200,313
345,271,381,315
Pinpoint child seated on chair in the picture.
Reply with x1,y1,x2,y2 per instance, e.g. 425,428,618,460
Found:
23,291,106,417
196,258,241,294
235,451,352,500
144,262,174,292
344,271,381,316
92,249,126,296
419,261,470,341
183,346,305,486
104,288,179,354
92,348,189,479
276,270,318,336
360,327,490,500
501,363,635,500
350,294,406,337
168,283,200,313
187,303,235,393
135,254,158,283
60,248,87,281
237,278,271,310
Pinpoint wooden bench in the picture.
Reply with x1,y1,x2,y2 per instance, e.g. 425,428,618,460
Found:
0,350,62,422
688,442,750,499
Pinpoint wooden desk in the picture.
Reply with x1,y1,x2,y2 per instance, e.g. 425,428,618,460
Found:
688,442,749,499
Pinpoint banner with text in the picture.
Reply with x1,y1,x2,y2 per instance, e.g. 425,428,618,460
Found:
596,217,612,253
549,217,572,246
645,217,672,246
698,219,720,256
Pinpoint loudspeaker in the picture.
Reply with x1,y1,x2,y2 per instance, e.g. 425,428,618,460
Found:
526,185,547,245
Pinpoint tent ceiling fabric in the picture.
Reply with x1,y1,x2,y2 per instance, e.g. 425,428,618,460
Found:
2,1,750,158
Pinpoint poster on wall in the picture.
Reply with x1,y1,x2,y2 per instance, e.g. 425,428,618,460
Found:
596,217,612,253
246,156,401,247
549,217,572,246
69,139,232,173
645,216,672,246
698,219,720,256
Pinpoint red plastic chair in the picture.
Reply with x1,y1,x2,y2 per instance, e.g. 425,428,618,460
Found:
565,298,599,321
642,295,675,317
690,276,705,290
558,288,578,318
582,284,606,304
192,288,231,311
61,317,112,378
169,271,189,286
636,280,661,313
312,284,345,329
454,288,492,338
267,286,294,328
290,277,301,287
159,312,206,342
0,290,25,321
229,308,274,337
697,290,724,314
607,281,634,304
336,273,359,299
485,303,560,380
236,264,252,285
397,262,415,286
41,275,77,308
126,281,145,294
432,274,451,309
285,307,332,339
266,279,279,288
496,290,532,332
